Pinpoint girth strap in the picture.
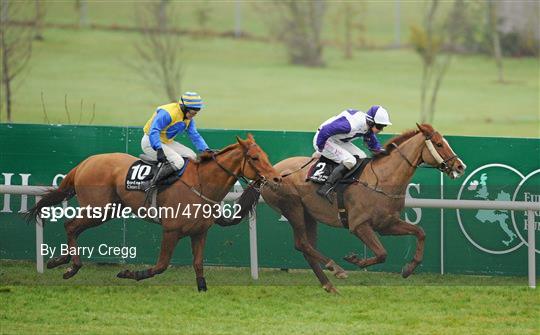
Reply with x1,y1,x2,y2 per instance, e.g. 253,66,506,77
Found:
336,187,349,229
333,158,372,229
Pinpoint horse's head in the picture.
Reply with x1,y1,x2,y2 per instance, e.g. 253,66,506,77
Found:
416,123,466,179
236,134,282,185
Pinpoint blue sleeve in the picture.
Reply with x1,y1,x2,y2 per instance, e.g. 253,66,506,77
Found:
187,120,209,152
363,132,383,153
315,116,351,151
149,109,172,150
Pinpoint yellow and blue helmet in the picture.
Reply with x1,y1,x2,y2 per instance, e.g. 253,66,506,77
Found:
180,92,204,110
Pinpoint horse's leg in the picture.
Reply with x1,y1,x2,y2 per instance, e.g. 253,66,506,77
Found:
304,212,347,280
292,227,336,293
379,218,426,278
62,217,103,279
300,222,335,293
283,208,340,293
47,219,74,269
190,231,208,292
117,229,180,281
344,223,388,269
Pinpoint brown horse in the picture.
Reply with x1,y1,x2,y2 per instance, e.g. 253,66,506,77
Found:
225,124,466,292
27,134,282,291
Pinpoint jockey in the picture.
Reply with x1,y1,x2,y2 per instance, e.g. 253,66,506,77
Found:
313,105,392,199
141,91,210,189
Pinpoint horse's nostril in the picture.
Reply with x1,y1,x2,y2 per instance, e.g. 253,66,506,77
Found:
457,165,464,171
273,177,282,183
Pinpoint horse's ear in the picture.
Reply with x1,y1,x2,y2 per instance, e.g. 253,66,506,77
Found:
236,135,247,148
416,123,424,133
247,133,255,142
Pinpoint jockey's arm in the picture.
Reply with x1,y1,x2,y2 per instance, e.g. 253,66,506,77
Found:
187,119,209,152
315,116,351,151
363,132,383,153
149,109,172,150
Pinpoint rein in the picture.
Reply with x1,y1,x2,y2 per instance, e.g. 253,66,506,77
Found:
281,157,316,178
359,131,459,199
391,142,419,168
183,146,265,203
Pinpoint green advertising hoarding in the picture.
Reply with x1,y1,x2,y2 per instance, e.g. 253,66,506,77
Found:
1,124,538,276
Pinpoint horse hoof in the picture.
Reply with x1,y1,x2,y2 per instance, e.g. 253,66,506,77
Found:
62,265,81,279
334,270,348,279
47,256,70,269
343,254,360,265
47,260,61,269
322,283,339,294
197,277,208,292
117,270,132,279
401,266,413,278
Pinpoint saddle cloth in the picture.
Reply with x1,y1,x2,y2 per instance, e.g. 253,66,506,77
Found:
307,155,370,184
125,155,189,192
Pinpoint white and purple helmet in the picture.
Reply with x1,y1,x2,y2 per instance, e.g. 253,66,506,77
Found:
366,105,392,126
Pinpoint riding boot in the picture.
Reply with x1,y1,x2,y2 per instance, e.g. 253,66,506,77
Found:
142,162,179,192
316,163,349,199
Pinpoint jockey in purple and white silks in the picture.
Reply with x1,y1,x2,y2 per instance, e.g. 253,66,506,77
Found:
313,105,392,199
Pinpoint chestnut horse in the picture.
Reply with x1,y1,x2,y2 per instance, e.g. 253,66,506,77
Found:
223,124,466,292
27,134,281,291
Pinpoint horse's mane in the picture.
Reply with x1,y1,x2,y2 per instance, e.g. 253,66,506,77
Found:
197,142,240,163
372,124,433,160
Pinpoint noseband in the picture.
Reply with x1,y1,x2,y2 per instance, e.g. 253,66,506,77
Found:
211,145,267,186
424,131,459,173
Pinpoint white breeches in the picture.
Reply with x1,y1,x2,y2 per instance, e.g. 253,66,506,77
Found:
141,135,196,170
313,134,366,170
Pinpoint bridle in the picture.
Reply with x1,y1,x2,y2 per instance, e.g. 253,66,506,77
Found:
211,144,268,186
392,131,459,174
423,131,459,174
183,144,268,204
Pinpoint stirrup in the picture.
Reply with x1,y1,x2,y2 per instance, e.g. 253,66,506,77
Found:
317,184,335,203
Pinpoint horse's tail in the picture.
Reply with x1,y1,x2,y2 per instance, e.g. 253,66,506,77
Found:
25,165,78,223
215,181,261,226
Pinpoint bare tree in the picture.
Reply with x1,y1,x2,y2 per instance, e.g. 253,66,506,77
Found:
34,0,45,40
158,0,169,31
487,0,504,83
262,0,327,67
130,2,182,102
0,0,34,123
195,0,213,36
75,0,88,28
410,0,466,123
332,2,366,59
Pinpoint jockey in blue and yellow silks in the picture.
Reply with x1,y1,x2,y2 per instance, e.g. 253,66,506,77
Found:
141,92,210,189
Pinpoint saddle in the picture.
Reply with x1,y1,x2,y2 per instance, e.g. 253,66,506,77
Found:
124,154,189,192
307,156,372,228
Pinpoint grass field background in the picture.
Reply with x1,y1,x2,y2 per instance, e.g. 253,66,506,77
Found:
1,260,538,334
1,2,538,137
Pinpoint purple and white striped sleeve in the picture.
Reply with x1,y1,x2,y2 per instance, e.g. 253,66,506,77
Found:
363,132,383,153
315,116,351,151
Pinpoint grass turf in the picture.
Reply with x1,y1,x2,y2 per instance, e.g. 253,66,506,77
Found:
1,260,538,335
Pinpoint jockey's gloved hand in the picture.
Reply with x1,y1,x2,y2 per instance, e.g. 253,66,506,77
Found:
156,148,167,163
204,148,216,154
